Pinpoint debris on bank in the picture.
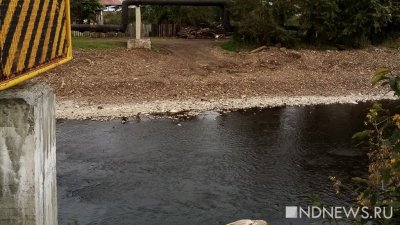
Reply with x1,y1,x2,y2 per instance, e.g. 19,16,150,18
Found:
177,24,230,39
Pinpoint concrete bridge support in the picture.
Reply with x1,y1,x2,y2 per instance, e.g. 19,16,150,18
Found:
136,5,142,39
127,5,152,49
0,83,57,225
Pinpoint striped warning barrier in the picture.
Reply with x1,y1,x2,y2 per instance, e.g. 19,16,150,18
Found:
0,0,72,91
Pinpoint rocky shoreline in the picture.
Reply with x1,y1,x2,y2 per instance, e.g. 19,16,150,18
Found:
57,93,396,120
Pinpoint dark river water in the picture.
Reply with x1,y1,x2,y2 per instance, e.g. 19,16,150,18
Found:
57,102,397,225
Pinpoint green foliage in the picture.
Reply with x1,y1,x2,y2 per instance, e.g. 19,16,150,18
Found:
72,37,127,49
389,77,400,96
381,35,400,49
70,0,104,24
231,0,299,46
220,40,256,52
372,68,391,85
353,69,400,223
352,130,373,141
231,0,400,48
104,12,122,25
352,177,369,185
339,0,392,46
301,0,394,47
300,0,340,45
141,6,221,25
67,220,80,225
388,1,400,33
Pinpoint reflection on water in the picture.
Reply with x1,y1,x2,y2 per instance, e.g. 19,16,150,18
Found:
57,102,397,225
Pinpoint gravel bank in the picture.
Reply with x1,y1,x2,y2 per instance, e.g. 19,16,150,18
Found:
33,38,400,119
57,93,396,120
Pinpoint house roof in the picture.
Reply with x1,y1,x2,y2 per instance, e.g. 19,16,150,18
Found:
99,0,123,6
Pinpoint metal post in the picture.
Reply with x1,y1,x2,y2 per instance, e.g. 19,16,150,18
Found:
135,5,141,39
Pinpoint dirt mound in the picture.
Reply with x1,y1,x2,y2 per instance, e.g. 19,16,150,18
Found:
36,38,400,104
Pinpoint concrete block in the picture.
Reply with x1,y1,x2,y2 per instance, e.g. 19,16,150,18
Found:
127,38,151,49
0,82,57,225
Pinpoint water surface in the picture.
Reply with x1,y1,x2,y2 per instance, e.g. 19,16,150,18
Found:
57,102,395,225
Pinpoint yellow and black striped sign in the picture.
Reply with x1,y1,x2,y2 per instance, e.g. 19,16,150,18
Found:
0,0,72,91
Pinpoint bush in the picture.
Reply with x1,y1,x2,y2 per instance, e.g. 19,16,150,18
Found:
142,6,221,26
231,0,398,48
220,40,256,52
300,0,340,45
338,0,392,46
353,69,400,223
300,0,393,47
70,0,104,24
230,0,299,46
104,12,122,25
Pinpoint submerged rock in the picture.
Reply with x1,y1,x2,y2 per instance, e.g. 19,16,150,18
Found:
227,219,267,225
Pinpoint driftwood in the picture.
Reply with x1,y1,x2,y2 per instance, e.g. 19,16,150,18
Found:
250,45,268,53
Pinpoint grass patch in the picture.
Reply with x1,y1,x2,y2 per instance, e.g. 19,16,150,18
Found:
72,37,128,49
380,37,400,49
220,40,256,52
150,43,172,54
292,43,339,51
221,39,338,52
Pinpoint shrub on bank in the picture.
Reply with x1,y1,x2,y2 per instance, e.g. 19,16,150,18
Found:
352,69,400,224
230,0,400,48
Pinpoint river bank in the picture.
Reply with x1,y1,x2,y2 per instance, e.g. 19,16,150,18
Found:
57,93,396,120
33,38,400,119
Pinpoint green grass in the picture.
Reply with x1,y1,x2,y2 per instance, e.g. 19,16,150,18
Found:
220,40,256,52
292,43,339,51
150,43,172,54
72,37,128,49
380,37,400,49
220,39,337,52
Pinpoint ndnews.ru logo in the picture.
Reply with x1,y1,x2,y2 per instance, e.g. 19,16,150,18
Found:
285,206,393,219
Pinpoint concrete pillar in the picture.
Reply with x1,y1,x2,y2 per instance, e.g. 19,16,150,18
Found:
127,5,150,49
135,5,141,39
99,10,104,25
0,82,57,225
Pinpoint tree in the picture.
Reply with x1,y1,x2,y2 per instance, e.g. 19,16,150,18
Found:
70,0,104,24
300,0,393,46
230,0,397,47
142,6,221,26
230,0,298,46
338,0,392,46
300,0,340,45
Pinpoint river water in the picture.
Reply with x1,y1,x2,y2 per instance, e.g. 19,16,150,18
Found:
57,102,395,225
